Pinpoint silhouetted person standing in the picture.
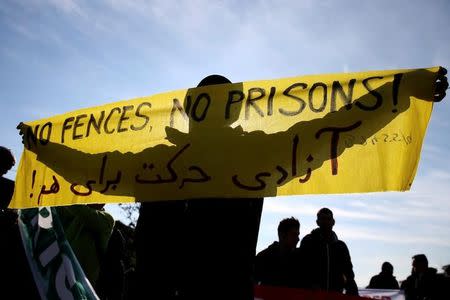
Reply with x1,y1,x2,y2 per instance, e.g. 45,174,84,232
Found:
96,221,127,300
401,254,439,300
299,207,358,295
440,264,450,299
255,217,302,288
134,75,263,299
367,262,399,289
0,146,40,299
57,204,115,287
0,146,15,208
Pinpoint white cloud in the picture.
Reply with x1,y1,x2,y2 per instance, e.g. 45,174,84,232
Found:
46,0,86,17
7,21,38,40
427,169,450,180
422,143,445,157
264,199,393,221
340,226,450,247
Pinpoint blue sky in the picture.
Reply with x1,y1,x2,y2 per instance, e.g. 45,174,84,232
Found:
1,0,450,287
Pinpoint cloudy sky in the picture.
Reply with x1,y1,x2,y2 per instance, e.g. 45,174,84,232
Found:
1,0,449,287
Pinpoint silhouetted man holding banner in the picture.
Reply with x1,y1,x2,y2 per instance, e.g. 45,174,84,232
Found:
134,75,264,299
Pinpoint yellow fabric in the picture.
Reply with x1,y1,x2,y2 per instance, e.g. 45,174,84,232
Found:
10,67,439,208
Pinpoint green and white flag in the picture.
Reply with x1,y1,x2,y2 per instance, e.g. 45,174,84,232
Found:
18,207,99,300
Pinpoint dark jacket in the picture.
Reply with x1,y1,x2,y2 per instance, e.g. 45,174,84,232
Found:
401,267,439,300
1,177,40,299
96,225,126,300
299,228,358,295
134,198,263,299
0,209,40,299
0,177,14,209
255,242,302,288
367,272,399,289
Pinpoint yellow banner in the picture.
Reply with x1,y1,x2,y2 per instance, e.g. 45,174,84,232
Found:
10,67,439,208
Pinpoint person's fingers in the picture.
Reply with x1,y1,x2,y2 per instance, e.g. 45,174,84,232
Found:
434,68,448,102
436,72,448,84
434,91,446,102
16,122,30,147
435,80,449,94
17,122,26,134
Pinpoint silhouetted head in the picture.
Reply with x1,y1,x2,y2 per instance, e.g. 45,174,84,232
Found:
184,74,240,130
197,74,231,87
316,207,335,232
381,261,394,275
277,217,300,250
412,254,428,274
0,146,15,176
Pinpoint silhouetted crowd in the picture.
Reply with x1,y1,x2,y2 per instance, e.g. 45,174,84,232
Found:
255,212,359,295
255,216,450,300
